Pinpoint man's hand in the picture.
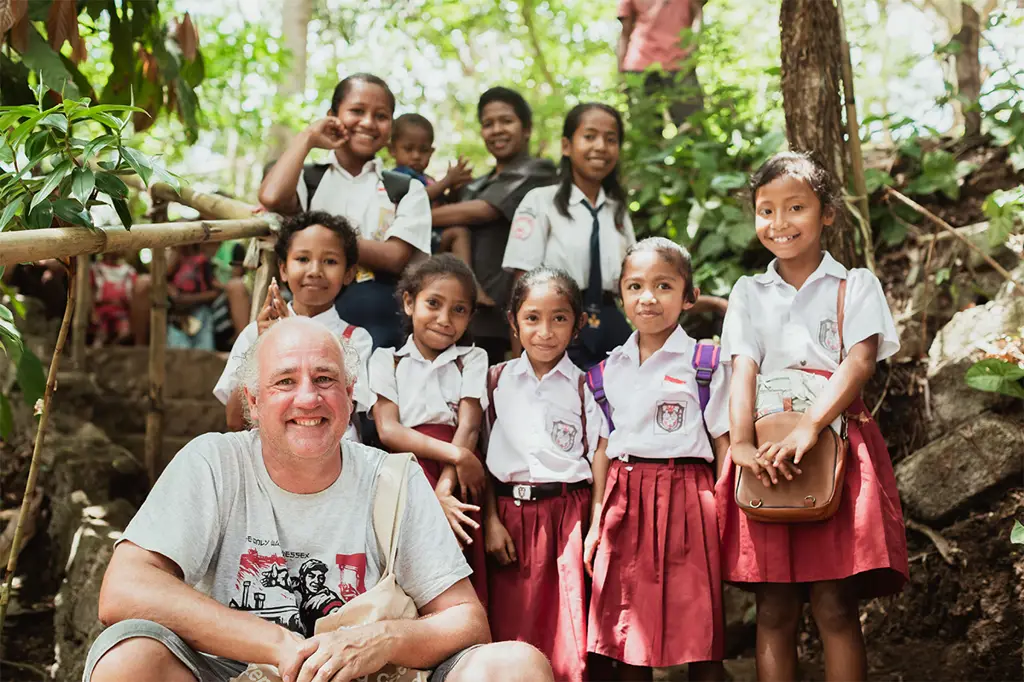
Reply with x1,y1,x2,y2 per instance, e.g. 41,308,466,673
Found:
274,628,319,682
484,515,517,566
303,117,349,151
294,623,392,682
452,446,485,503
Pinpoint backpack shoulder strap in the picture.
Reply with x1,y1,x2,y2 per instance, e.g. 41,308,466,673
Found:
455,355,464,373
577,374,589,455
485,361,508,429
692,342,721,415
372,451,413,575
585,360,614,433
302,163,330,210
381,170,412,207
837,279,847,363
341,324,357,341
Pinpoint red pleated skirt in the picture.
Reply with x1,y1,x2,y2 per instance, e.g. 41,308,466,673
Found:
488,486,591,682
715,380,909,599
411,424,488,607
587,459,724,668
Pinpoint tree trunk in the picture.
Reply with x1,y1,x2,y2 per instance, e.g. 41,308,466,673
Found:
954,2,981,137
268,0,313,161
779,0,859,268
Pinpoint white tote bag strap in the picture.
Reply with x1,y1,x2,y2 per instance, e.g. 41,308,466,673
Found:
372,452,413,577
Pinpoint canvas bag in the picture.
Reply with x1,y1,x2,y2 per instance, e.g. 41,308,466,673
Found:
230,452,429,682
733,280,849,523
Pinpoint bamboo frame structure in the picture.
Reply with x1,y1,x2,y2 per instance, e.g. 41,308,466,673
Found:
144,247,167,486
72,255,90,370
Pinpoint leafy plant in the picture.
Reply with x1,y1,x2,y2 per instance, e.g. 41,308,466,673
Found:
964,358,1024,399
1012,520,1024,545
904,149,977,200
983,186,1024,248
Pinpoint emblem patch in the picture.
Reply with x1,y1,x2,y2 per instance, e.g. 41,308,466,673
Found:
551,420,578,452
655,401,684,433
818,318,841,353
511,212,535,240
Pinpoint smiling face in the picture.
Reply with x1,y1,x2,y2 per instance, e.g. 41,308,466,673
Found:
278,224,355,317
390,124,434,175
480,101,529,163
403,274,474,359
562,108,621,186
332,80,393,161
511,281,580,371
246,321,352,464
754,174,833,262
620,250,695,336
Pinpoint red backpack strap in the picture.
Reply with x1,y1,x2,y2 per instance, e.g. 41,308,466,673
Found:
455,355,464,373
837,279,847,363
577,374,589,456
585,360,613,432
485,362,508,429
341,324,357,341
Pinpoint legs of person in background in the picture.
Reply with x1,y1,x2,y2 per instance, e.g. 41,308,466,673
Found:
809,579,867,682
475,336,510,366
223,277,251,342
131,274,151,345
442,226,495,307
754,583,802,682
689,660,726,682
615,662,653,681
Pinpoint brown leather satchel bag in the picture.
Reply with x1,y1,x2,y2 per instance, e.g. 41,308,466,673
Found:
734,280,849,523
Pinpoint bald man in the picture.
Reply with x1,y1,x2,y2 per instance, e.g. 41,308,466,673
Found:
84,317,553,682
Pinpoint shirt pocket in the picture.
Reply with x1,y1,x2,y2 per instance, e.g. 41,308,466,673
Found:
545,404,584,456
653,376,694,436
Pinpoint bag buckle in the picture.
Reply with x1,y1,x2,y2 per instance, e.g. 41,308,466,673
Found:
512,484,533,502
695,368,713,386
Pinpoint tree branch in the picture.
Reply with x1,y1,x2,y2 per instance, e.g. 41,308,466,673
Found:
520,0,558,94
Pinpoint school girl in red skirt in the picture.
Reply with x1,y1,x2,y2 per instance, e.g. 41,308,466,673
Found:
585,238,730,681
369,254,489,605
717,152,908,681
484,268,606,682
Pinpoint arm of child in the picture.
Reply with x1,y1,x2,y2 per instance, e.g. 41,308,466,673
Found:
690,294,729,316
482,474,516,566
762,335,879,472
355,236,416,275
258,119,347,213
431,200,502,228
729,355,772,486
617,6,635,71
583,436,610,577
712,433,731,482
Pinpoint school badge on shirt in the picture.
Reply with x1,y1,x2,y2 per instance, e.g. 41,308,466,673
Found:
818,317,841,354
655,401,684,433
551,420,578,452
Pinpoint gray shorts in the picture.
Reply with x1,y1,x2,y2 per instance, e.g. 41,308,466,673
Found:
83,619,482,682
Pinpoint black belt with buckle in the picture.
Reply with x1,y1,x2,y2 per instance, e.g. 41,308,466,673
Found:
495,480,590,502
619,455,710,466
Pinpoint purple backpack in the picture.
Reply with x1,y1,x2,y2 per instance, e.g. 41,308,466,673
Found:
586,342,721,433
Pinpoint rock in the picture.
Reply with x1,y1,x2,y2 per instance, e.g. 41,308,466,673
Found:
53,498,136,682
895,412,1024,521
925,296,1024,440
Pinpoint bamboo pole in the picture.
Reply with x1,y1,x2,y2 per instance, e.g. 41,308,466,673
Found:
150,183,260,220
72,254,90,370
0,218,272,268
0,261,78,628
836,0,876,274
144,247,167,486
249,247,278,323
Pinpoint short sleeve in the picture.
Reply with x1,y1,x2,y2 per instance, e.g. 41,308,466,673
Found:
295,169,309,210
476,165,555,221
842,269,900,362
458,347,489,408
384,180,432,254
501,188,552,273
583,383,606,459
368,348,400,405
617,0,635,18
393,464,473,607
705,355,732,439
622,210,637,248
213,322,257,404
720,277,764,367
348,326,377,413
119,434,229,585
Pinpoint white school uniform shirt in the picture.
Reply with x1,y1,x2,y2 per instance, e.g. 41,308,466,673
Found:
501,184,636,292
720,252,900,374
212,304,375,441
486,353,605,484
296,155,432,256
603,326,730,463
368,340,488,429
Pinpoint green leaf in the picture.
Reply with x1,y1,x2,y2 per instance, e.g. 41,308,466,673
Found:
1012,520,1024,545
16,347,46,409
69,104,147,122
53,198,93,227
29,160,72,211
0,306,23,369
0,392,12,441
112,197,133,230
965,359,1024,399
24,129,51,161
21,29,81,100
119,146,153,186
94,171,129,199
864,169,895,194
38,112,68,133
710,172,747,193
0,196,25,232
25,201,53,229
82,134,116,163
0,140,13,164
71,168,96,204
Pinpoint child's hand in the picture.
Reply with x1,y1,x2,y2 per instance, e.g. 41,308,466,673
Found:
731,442,774,487
583,522,601,577
441,157,473,190
256,279,290,335
484,515,517,566
435,489,481,547
760,422,817,480
453,446,486,502
304,117,349,150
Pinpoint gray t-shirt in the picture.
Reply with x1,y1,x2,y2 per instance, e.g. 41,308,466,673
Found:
121,431,471,637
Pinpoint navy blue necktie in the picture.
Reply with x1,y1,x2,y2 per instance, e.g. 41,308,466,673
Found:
582,199,602,329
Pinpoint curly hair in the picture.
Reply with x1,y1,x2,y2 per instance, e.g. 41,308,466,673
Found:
273,211,359,272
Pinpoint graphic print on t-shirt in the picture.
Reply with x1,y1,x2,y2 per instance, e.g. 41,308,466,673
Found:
230,542,368,636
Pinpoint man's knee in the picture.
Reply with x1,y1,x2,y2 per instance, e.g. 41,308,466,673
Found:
89,635,195,682
447,641,553,682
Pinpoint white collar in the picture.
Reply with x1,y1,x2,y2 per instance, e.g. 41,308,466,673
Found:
508,351,577,381
613,325,694,363
753,251,848,287
286,302,342,325
569,183,607,209
328,153,382,180
394,337,471,366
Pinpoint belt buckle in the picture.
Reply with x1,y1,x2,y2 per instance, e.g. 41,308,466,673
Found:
512,484,533,502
